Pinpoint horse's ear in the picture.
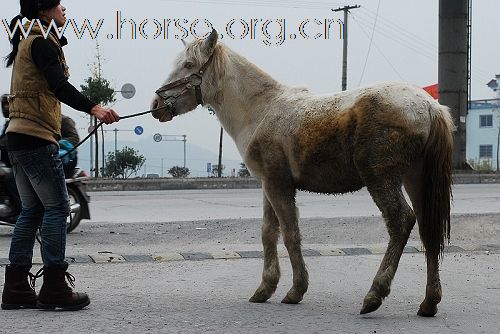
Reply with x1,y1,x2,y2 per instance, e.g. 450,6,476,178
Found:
202,29,218,55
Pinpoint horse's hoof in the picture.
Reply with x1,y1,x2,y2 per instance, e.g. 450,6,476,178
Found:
360,293,383,314
281,292,303,304
249,293,270,303
417,302,438,317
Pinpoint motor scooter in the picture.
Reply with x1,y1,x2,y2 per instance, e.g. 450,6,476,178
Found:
0,162,90,233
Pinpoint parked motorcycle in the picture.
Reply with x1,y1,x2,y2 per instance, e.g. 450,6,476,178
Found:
0,162,90,233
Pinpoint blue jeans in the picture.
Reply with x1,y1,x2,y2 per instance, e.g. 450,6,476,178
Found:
8,144,70,268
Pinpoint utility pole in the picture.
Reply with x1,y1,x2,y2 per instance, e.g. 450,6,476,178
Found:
114,128,118,155
183,135,187,168
438,0,469,169
332,5,360,91
217,127,223,177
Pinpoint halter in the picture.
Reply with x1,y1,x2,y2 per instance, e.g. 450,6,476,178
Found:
60,50,215,161
154,53,215,118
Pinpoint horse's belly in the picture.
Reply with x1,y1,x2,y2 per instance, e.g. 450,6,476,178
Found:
293,162,364,195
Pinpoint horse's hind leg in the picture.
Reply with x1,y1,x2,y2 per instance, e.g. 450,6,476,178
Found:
404,170,442,317
249,193,281,303
360,179,416,314
417,250,441,316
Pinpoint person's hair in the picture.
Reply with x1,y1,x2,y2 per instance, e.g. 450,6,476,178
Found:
5,0,61,67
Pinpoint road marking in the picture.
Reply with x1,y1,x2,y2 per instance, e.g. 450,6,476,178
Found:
0,244,496,266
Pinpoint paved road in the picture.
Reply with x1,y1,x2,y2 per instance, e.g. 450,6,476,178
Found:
0,185,499,333
88,183,500,223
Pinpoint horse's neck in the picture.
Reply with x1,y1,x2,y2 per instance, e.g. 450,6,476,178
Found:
211,50,282,153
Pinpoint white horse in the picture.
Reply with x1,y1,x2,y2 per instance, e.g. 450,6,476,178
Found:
151,30,454,317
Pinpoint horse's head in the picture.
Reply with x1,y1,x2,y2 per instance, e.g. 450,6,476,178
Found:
151,29,219,122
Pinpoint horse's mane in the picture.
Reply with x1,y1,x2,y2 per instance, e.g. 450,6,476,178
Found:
184,39,227,83
184,38,306,106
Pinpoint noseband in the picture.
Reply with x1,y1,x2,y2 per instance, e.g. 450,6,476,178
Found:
155,53,215,118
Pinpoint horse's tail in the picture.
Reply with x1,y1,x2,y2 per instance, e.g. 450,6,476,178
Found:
420,104,454,255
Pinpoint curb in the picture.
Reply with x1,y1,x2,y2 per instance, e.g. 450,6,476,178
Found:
1,244,498,266
84,173,500,192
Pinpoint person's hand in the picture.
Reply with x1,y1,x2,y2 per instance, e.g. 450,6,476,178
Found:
90,105,120,124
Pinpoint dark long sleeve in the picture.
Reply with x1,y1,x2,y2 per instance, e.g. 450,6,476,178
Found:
31,37,96,114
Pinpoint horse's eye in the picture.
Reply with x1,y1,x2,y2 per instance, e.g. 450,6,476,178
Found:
184,62,194,69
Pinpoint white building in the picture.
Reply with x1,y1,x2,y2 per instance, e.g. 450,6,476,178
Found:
466,75,500,170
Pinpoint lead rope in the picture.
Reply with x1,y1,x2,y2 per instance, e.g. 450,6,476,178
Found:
60,108,163,160
39,108,165,263
62,48,216,160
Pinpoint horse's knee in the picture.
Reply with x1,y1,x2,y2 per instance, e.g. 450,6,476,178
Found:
262,259,280,284
281,223,302,247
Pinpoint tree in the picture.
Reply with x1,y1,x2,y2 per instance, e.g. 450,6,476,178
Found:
80,41,116,178
104,146,145,179
168,166,190,178
80,41,116,105
238,163,251,177
80,75,115,106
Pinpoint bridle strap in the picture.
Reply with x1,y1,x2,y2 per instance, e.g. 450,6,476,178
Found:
61,54,218,160
198,53,214,75
154,52,216,117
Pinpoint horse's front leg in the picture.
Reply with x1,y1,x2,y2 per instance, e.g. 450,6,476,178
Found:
249,193,281,303
262,180,308,304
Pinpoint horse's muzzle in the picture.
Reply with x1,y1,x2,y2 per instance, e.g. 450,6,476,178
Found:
151,98,173,122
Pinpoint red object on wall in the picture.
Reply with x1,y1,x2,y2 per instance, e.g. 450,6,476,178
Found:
423,83,439,99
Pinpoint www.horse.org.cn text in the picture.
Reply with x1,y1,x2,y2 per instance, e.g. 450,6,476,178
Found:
1,11,346,46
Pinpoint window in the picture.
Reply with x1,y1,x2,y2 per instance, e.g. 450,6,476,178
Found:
479,114,493,128
479,145,493,158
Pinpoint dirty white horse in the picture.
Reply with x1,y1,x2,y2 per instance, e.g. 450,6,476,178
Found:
151,30,453,317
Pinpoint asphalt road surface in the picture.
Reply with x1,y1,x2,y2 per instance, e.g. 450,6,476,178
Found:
88,183,500,223
0,184,499,333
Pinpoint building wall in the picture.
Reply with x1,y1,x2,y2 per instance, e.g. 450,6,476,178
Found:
466,102,499,170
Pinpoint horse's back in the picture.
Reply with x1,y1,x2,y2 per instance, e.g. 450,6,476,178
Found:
245,82,444,194
347,84,436,181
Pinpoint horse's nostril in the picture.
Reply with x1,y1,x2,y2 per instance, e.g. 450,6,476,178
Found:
152,99,159,110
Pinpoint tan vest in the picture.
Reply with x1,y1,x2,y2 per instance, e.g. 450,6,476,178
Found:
7,21,70,144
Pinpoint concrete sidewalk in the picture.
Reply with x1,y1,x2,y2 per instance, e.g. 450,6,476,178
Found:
1,210,499,333
1,252,498,334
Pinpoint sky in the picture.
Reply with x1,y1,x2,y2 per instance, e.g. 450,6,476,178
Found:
1,0,499,176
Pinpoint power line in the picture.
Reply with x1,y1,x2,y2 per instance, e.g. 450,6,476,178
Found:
357,0,381,86
160,0,344,10
352,14,437,61
354,13,437,59
351,15,405,84
360,7,437,50
356,7,492,83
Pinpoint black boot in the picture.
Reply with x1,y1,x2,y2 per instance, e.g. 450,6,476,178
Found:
1,264,37,310
37,264,90,311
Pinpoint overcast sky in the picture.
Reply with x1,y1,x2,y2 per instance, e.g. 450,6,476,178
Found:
1,0,498,173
